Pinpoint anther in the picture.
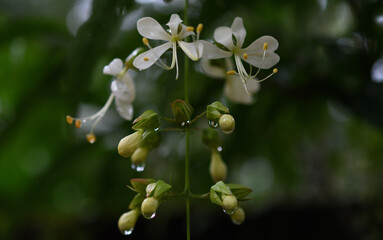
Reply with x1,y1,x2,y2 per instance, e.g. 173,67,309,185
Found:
197,23,203,33
186,26,194,32
75,120,82,128
66,115,73,125
226,70,237,75
86,133,96,144
263,42,268,51
243,53,248,60
144,57,149,61
273,68,278,73
142,38,149,46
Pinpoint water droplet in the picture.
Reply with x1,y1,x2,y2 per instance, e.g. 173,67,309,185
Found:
121,228,134,235
181,121,190,127
223,208,236,215
371,58,383,83
143,212,156,219
131,163,145,172
217,146,223,152
208,120,218,128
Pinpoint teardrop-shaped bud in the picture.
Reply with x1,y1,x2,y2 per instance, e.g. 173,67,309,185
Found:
219,114,235,134
222,195,237,215
118,130,144,158
131,147,149,165
209,150,227,183
118,208,140,235
141,197,159,219
230,207,245,225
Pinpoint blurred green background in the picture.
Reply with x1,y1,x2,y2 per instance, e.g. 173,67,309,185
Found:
1,0,383,239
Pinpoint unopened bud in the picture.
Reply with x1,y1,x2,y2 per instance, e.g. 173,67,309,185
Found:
222,195,237,215
219,114,235,134
118,208,140,235
230,207,245,225
141,197,159,219
131,147,149,165
209,150,227,183
118,130,143,158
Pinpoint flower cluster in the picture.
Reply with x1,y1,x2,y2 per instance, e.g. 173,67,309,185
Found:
66,12,279,239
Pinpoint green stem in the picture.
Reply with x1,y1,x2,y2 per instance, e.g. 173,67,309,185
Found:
184,1,190,240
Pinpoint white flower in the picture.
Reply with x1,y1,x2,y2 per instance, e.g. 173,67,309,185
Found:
66,58,136,143
201,17,279,93
104,58,135,121
133,14,203,79
200,58,259,104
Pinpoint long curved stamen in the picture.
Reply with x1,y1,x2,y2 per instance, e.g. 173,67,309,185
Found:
172,42,179,79
234,55,251,95
255,68,278,83
67,93,115,142
251,49,267,78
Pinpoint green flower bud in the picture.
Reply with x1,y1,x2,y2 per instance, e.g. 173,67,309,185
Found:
171,99,194,123
118,208,140,235
230,207,245,225
118,130,144,158
141,197,159,219
219,114,235,134
222,195,237,215
131,147,149,165
209,150,227,183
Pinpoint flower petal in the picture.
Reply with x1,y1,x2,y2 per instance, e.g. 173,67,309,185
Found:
111,73,135,102
200,58,226,79
241,51,280,69
224,75,260,104
178,24,196,39
133,42,172,70
231,17,246,48
115,98,134,121
243,35,279,53
103,58,123,76
137,17,171,41
200,40,232,59
214,27,235,51
241,36,280,69
166,14,183,35
178,40,203,61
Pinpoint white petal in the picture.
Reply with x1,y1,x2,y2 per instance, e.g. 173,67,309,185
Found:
200,40,232,59
178,24,195,39
115,98,134,121
243,35,279,53
133,42,172,70
178,40,203,61
110,73,135,102
231,17,246,48
103,58,123,76
137,17,171,41
242,51,280,69
166,14,183,35
200,58,226,79
224,75,260,104
241,36,280,69
214,27,235,51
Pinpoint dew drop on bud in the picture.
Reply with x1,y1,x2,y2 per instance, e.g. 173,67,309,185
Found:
208,120,218,128
121,228,134,235
131,163,145,172
223,208,236,215
143,212,156,219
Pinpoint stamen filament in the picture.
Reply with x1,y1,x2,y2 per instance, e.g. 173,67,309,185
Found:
71,93,115,123
255,68,278,83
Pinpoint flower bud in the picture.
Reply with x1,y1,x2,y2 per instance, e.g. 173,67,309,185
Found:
209,150,227,183
118,130,143,158
118,208,140,235
230,207,245,225
141,197,159,219
131,147,149,165
222,195,237,215
219,114,235,134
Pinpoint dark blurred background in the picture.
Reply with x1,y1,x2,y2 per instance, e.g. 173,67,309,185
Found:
1,0,383,239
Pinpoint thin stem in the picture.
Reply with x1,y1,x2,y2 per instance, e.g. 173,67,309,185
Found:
183,1,191,240
189,111,206,125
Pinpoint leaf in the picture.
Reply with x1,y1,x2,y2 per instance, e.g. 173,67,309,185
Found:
132,110,161,131
226,183,253,199
171,99,194,123
153,179,172,200
211,181,232,195
210,188,223,206
129,193,145,209
130,178,156,196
